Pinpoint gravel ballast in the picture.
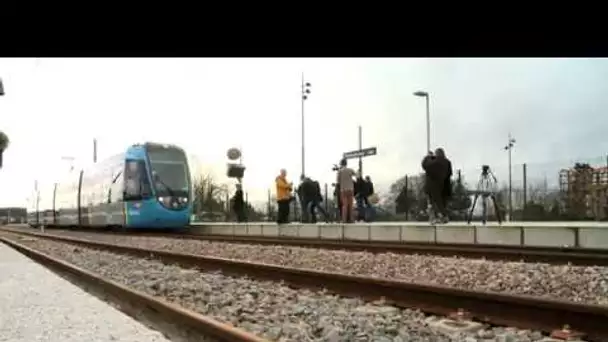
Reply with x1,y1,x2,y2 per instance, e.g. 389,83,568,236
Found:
42,230,608,306
4,234,552,342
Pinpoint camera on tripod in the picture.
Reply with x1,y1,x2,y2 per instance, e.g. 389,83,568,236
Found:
481,165,490,175
467,163,503,224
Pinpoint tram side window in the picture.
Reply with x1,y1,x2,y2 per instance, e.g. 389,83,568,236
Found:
123,160,152,200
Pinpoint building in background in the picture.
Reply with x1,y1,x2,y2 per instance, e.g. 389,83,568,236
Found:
560,164,608,220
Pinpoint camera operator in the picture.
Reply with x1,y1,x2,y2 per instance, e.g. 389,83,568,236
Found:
421,148,452,223
336,158,356,223
435,148,453,223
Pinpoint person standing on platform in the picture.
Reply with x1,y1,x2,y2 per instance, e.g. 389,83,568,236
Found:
308,177,329,223
364,175,376,222
336,158,356,223
332,183,341,222
354,172,366,222
275,169,293,224
422,150,450,224
434,147,453,223
231,183,246,223
297,175,313,223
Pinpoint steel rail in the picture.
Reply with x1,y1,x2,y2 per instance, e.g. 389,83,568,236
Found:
174,233,608,266
0,236,267,342
4,228,608,341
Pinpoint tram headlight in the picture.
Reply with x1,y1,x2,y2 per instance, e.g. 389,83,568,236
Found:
158,197,171,206
179,197,188,203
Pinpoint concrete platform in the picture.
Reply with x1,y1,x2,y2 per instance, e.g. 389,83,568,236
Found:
0,243,171,342
189,221,608,249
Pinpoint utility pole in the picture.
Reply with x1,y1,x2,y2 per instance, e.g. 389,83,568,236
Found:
504,133,516,221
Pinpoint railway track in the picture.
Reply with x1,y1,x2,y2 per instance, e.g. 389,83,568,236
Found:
14,225,608,266
176,233,608,266
0,235,266,342
4,228,608,341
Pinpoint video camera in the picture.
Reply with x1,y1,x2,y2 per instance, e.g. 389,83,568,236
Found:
331,158,347,172
482,165,490,175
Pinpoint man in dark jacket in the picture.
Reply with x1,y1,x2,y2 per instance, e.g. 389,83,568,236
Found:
354,172,366,222
231,183,246,222
435,148,453,222
422,151,444,223
421,148,452,223
307,178,328,223
297,175,310,223
298,176,316,223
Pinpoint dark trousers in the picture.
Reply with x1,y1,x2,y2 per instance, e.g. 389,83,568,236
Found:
234,207,246,222
355,195,371,221
300,199,310,223
428,185,448,218
308,200,328,223
277,199,290,224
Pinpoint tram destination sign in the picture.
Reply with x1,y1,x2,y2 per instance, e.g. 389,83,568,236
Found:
343,147,377,159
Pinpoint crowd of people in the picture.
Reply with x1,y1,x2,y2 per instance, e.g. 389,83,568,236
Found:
232,148,452,225
273,159,377,225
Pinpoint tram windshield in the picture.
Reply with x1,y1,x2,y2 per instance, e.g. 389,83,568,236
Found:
146,145,190,197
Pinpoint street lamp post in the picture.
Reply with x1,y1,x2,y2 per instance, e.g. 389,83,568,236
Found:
504,133,516,221
413,91,430,153
414,90,432,222
301,74,311,178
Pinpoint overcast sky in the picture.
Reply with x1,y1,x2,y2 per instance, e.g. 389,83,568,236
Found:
1,58,607,208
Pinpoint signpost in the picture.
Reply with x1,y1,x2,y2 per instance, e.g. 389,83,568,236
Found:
343,147,378,160
342,126,377,175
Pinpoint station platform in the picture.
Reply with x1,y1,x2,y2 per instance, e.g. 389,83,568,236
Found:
0,242,171,342
189,221,608,249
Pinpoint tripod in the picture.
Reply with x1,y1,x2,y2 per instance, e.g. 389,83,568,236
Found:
467,165,503,224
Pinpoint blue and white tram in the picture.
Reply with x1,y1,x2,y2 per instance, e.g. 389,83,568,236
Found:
28,142,192,230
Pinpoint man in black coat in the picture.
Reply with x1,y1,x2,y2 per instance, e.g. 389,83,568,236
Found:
435,148,453,222
231,183,246,222
307,178,328,223
421,149,451,223
298,176,317,223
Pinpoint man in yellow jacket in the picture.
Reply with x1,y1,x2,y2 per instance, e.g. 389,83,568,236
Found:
275,169,293,224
